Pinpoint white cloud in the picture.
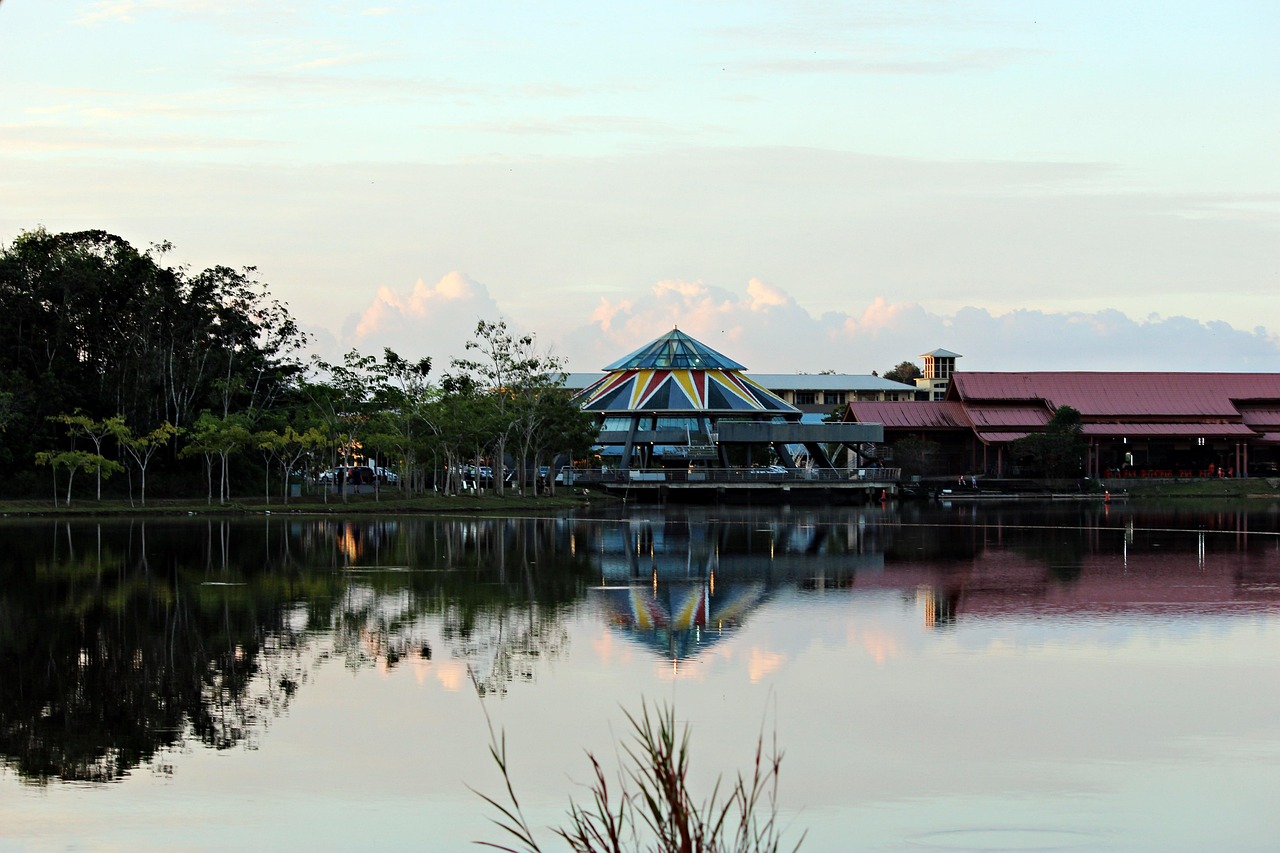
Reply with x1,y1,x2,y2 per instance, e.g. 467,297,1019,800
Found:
557,278,1280,375
339,272,503,367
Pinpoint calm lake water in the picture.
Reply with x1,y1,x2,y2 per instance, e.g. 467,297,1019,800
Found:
3,501,1280,851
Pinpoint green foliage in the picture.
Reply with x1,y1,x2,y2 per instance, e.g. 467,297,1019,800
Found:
0,228,306,493
890,437,944,478
475,700,803,853
117,420,177,506
882,360,921,385
1010,405,1085,478
452,320,563,496
35,449,123,506
1,229,606,500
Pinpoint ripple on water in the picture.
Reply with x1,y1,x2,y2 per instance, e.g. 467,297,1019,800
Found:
908,827,1102,851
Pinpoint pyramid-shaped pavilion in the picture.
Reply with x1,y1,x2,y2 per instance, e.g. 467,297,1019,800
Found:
573,328,885,472
577,328,797,416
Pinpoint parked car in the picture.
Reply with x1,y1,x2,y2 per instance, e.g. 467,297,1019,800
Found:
375,467,400,484
323,465,377,486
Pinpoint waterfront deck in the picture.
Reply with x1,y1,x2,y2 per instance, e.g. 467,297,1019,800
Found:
568,467,902,504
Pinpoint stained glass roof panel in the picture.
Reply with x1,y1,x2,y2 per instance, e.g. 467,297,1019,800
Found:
604,328,745,371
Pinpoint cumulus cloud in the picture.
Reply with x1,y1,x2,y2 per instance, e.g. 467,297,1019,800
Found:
557,277,1280,375
339,271,503,366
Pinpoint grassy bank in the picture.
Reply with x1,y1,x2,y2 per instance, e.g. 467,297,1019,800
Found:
1098,476,1280,500
0,488,604,517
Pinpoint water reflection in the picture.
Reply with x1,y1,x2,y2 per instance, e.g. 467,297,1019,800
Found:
2,502,1279,786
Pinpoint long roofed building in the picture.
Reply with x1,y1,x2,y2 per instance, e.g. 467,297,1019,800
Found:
844,371,1280,478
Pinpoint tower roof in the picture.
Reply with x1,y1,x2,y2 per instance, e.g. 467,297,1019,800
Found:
605,328,745,371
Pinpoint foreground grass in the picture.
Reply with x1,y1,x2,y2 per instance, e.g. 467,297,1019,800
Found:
475,700,804,853
0,488,603,517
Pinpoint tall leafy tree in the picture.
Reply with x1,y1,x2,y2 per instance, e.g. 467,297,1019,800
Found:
371,348,433,495
882,360,922,385
1010,405,1085,478
117,420,178,507
0,229,306,495
303,351,378,502
451,320,563,497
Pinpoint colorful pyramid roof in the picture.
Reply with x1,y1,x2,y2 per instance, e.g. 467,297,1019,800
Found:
577,330,797,415
604,328,744,371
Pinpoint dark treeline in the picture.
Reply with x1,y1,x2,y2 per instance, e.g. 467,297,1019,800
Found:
0,229,597,503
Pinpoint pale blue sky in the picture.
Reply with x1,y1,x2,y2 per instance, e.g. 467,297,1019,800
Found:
3,1,1278,372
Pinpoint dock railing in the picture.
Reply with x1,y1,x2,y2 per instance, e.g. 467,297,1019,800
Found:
563,466,901,485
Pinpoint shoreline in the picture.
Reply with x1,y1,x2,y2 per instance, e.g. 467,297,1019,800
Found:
0,489,603,518
4,477,1280,517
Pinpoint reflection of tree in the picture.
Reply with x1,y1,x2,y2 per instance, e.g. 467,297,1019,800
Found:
0,514,599,785
318,516,591,695
0,520,333,784
448,605,570,697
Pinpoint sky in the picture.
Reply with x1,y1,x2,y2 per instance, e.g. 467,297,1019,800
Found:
2,1,1278,375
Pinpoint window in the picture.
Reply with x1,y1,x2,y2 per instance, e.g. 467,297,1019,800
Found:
656,416,699,431
795,392,816,405
823,391,846,406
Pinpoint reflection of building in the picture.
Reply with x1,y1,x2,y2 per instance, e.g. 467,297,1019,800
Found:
587,513,884,660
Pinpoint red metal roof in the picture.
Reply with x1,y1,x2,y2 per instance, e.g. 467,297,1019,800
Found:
977,432,1031,443
963,403,1051,428
1081,422,1256,437
1237,406,1280,428
848,371,1280,445
951,372,1280,417
844,401,970,429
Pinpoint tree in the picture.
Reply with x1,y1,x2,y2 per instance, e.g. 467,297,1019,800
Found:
50,412,126,501
371,348,433,496
304,351,378,503
1009,405,1085,478
118,420,178,507
181,412,251,504
515,387,598,497
452,320,563,497
262,422,325,502
891,437,944,478
882,360,922,385
431,373,496,496
0,229,307,495
35,449,122,507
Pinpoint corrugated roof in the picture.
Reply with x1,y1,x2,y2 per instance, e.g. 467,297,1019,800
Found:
951,372,1280,417
751,373,918,392
963,404,1051,428
1081,422,1257,437
1237,406,1280,428
850,371,1280,446
978,432,1031,443
845,401,970,429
